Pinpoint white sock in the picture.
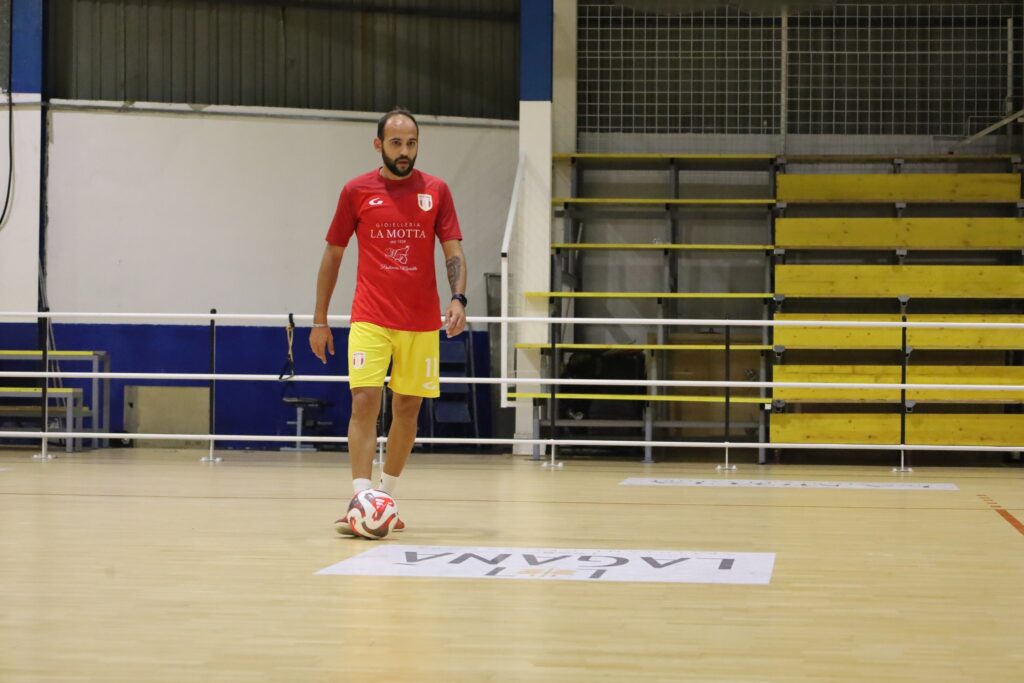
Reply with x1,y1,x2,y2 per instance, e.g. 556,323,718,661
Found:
352,478,373,494
379,472,400,496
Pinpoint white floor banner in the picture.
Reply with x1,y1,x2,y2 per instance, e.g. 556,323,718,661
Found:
621,478,958,491
317,544,776,585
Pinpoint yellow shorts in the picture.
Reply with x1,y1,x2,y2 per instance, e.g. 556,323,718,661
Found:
348,322,440,398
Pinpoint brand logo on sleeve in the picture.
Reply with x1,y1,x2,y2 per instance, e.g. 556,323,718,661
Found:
368,197,384,207
417,194,433,211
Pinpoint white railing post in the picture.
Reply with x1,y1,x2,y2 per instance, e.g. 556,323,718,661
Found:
500,152,527,409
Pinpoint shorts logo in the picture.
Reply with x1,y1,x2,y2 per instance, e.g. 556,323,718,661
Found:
417,194,433,211
352,352,366,369
368,197,384,207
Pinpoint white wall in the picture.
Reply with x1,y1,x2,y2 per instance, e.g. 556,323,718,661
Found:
46,102,518,323
0,100,42,317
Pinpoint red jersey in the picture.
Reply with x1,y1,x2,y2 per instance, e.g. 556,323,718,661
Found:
326,168,463,331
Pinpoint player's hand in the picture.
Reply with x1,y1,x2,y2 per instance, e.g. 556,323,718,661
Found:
444,300,466,338
309,326,335,364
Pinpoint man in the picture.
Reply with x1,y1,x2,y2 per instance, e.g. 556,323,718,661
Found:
309,108,467,536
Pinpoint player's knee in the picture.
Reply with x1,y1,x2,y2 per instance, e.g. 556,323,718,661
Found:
350,389,381,422
391,394,423,423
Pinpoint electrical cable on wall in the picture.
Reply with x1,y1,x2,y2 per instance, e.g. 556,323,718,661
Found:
0,0,14,229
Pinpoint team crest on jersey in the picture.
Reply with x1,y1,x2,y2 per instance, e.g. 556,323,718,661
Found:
417,193,433,211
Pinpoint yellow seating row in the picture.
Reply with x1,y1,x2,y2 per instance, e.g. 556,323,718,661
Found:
515,343,771,352
525,291,772,300
775,265,1024,298
552,197,774,206
776,173,1020,203
771,413,1024,447
509,392,770,405
527,266,1024,300
553,153,1017,163
776,217,1024,250
773,314,1024,350
772,365,1024,403
552,175,1021,205
551,243,773,251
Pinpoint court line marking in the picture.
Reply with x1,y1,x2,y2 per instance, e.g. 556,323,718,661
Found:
978,494,1024,536
622,477,958,491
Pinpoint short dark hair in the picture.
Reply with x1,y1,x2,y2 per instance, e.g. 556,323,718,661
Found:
377,108,418,140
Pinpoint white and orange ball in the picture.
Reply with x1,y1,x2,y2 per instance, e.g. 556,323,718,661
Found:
346,489,399,539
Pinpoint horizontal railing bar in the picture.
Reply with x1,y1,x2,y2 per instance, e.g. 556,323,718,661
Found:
3,430,1020,452
3,312,1024,329
2,370,1023,393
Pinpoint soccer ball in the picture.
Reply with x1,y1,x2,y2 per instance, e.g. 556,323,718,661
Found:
346,488,399,539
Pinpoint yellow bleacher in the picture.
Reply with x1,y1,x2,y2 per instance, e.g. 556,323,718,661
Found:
776,173,1021,203
551,243,773,251
545,151,1023,455
775,217,1024,250
771,413,1024,447
516,342,771,352
553,153,776,161
770,159,1022,453
526,291,773,300
509,392,771,405
774,265,1024,298
772,365,1024,403
773,314,1024,350
552,197,775,206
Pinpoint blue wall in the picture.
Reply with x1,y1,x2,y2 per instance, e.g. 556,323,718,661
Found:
520,0,553,101
12,0,43,94
0,323,491,450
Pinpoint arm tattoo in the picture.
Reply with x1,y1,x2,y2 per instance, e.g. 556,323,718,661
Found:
446,255,462,292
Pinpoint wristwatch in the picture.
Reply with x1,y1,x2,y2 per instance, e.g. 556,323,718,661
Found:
451,293,468,307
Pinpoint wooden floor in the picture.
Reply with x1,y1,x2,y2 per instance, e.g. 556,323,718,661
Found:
1,448,1022,682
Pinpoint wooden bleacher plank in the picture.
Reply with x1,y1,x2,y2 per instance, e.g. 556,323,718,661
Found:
551,243,774,251
555,153,1017,163
515,343,772,351
552,197,776,206
771,413,898,444
773,314,1024,350
776,173,1021,203
773,365,1024,403
770,413,1024,447
0,404,92,416
774,265,1024,298
0,387,81,395
509,392,771,405
0,350,98,358
552,153,776,161
774,314,901,350
775,217,1024,250
782,154,1018,164
525,291,773,300
905,413,1024,446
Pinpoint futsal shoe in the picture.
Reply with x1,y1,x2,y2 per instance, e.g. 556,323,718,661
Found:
334,513,405,535
334,515,358,537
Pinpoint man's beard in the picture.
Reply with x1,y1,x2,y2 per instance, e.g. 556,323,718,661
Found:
382,152,416,177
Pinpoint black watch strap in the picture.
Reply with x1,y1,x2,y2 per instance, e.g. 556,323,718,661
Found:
451,293,468,307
